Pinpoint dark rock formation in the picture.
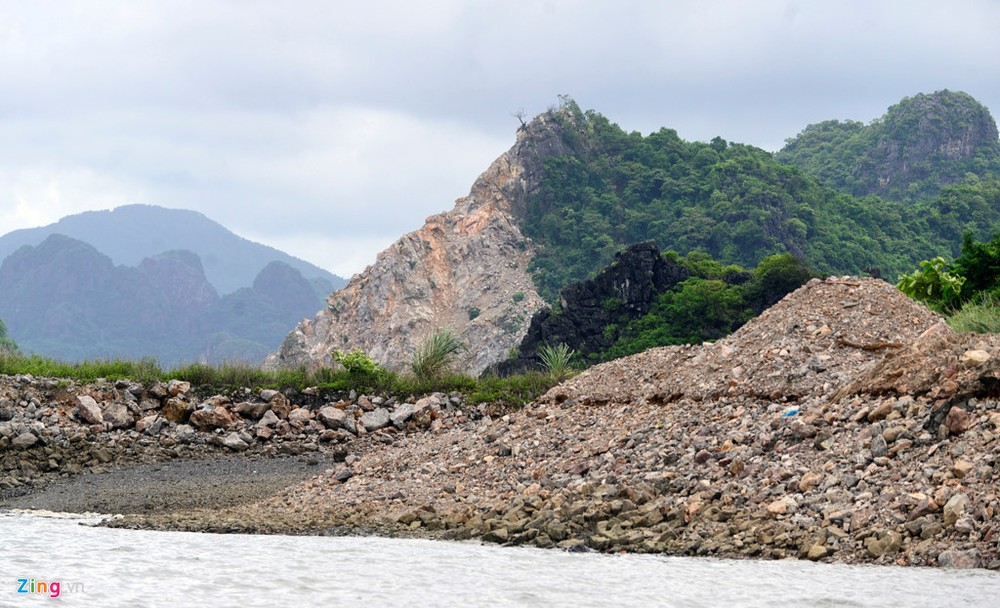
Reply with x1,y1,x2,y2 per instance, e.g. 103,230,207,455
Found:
487,242,689,375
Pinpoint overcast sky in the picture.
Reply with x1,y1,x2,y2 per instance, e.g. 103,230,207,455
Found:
1,1,998,278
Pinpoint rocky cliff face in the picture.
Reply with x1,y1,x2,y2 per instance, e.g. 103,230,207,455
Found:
266,113,577,374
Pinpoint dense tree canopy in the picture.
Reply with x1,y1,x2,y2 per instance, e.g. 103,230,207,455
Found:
897,232,1000,334
520,99,1000,302
952,232,1000,298
901,232,1000,313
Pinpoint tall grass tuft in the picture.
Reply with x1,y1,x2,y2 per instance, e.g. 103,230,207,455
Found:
538,342,576,381
168,361,218,385
948,295,1000,334
411,328,465,382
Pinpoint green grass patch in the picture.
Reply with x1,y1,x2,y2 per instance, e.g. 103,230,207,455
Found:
468,371,556,406
0,351,559,409
948,295,1000,334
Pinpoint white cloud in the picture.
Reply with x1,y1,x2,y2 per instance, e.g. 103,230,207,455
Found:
0,166,151,232
0,0,998,275
238,231,398,281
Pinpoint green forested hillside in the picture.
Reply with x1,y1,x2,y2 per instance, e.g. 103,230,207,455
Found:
493,240,814,373
520,98,1000,301
602,251,813,361
777,90,1000,203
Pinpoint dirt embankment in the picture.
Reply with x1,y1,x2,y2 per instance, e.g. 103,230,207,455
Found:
101,278,1000,569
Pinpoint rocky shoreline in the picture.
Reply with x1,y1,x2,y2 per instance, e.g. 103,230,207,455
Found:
3,278,1000,570
0,371,482,512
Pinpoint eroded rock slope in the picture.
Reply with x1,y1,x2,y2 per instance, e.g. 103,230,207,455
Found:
266,114,576,374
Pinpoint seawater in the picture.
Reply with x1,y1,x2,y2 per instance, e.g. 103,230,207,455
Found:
1,511,999,608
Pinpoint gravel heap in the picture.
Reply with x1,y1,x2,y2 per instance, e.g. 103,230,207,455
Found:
111,278,1000,570
550,277,942,406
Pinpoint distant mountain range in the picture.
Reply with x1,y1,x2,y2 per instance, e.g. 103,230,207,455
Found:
0,205,346,365
0,204,344,296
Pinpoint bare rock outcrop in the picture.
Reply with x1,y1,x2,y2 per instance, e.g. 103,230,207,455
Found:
266,113,577,374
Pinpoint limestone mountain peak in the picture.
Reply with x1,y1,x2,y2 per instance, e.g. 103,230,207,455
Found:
266,108,580,374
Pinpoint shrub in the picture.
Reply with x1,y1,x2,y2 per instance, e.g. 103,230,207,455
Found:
743,253,815,314
411,328,464,382
328,348,391,392
897,256,966,312
331,349,379,375
601,297,623,311
468,307,481,321
538,342,575,381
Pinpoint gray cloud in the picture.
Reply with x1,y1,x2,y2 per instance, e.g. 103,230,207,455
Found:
1,1,998,277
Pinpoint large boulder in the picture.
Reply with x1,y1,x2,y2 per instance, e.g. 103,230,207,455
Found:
266,392,292,419
101,402,134,430
287,407,313,430
234,401,269,420
390,402,416,428
163,397,192,423
223,432,250,451
360,408,391,432
76,395,103,425
256,409,280,428
167,379,191,396
189,402,236,431
318,406,347,430
11,431,38,448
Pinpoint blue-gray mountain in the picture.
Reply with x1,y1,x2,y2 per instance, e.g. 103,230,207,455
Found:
0,234,330,366
0,204,344,296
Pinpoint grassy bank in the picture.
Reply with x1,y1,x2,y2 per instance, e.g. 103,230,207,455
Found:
0,351,559,408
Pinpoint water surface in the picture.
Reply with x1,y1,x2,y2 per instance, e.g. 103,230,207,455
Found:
2,511,997,607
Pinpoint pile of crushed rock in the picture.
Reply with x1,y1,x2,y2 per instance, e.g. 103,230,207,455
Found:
553,277,944,406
